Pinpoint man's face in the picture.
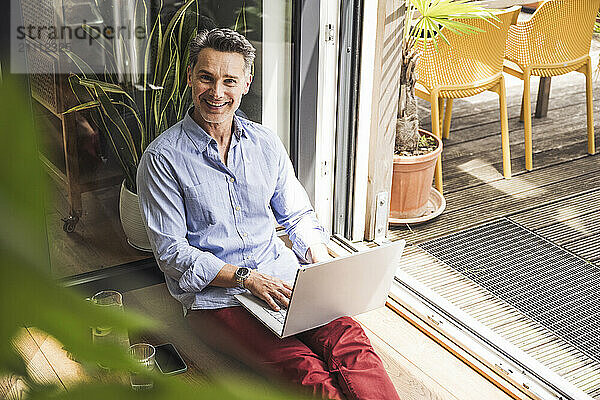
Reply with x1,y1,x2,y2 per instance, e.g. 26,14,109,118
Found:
187,48,252,126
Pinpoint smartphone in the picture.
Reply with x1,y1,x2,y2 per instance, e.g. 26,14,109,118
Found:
154,343,187,375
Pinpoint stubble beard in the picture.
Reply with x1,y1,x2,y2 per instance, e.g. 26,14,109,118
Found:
197,107,234,125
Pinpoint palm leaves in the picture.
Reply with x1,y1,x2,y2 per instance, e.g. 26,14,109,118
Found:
63,0,200,191
404,0,497,50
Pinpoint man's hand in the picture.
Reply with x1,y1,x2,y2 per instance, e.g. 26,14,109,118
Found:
244,271,292,311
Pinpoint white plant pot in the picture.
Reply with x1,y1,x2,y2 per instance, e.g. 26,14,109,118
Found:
119,181,152,252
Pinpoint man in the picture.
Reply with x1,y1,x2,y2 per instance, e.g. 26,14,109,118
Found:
137,28,399,400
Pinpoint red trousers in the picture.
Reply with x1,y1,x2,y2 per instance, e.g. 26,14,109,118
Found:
186,306,399,400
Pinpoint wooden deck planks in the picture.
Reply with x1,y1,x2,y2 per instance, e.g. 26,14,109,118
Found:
440,142,593,193
421,94,597,159
444,156,600,207
563,235,600,262
389,158,600,245
509,190,600,229
509,189,600,264
439,124,598,185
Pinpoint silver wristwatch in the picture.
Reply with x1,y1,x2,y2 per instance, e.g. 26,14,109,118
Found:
235,267,251,288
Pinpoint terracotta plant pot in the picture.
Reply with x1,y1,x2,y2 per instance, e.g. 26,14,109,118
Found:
390,131,442,219
119,181,152,252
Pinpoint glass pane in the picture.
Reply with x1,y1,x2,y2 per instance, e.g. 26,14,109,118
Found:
12,0,293,278
256,0,293,150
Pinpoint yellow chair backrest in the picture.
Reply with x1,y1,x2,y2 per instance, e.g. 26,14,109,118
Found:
416,7,520,92
505,0,600,68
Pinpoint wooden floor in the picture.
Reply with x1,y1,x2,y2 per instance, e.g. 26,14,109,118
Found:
6,283,523,400
45,182,149,278
126,284,521,400
5,284,516,400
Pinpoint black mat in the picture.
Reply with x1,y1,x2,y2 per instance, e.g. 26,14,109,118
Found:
419,218,600,364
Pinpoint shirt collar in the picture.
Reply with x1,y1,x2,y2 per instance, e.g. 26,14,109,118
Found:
183,107,246,152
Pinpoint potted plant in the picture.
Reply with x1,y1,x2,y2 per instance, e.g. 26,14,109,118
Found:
63,0,207,250
391,0,495,220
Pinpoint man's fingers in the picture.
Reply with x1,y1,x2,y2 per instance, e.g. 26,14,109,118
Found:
261,293,280,311
279,286,292,299
273,281,291,305
274,290,290,308
263,286,289,310
248,273,294,311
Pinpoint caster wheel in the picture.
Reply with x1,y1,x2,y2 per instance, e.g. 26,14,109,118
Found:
62,216,79,233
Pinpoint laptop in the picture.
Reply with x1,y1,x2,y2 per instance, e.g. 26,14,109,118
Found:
234,240,405,338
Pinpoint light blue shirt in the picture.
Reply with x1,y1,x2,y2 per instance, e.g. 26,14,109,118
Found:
137,109,329,311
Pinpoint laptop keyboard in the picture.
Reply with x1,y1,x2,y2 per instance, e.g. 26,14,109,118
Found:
264,307,287,324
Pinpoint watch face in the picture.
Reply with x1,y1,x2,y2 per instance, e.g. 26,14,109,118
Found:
236,267,250,278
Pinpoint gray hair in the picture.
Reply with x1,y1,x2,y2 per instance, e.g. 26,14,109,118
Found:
188,28,256,75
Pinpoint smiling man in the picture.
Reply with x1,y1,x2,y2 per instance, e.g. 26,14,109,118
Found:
137,28,399,400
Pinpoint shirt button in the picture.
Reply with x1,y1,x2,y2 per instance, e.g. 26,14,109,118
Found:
242,232,248,237
235,206,241,211
229,177,235,183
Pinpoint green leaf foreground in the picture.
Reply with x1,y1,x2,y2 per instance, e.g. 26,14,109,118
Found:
0,76,309,399
0,77,154,377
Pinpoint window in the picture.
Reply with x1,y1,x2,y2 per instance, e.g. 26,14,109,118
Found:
14,0,293,279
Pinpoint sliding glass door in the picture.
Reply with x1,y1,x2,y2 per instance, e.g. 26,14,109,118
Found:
10,0,293,281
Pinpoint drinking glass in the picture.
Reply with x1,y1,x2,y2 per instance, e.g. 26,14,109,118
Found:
129,343,156,390
90,291,130,355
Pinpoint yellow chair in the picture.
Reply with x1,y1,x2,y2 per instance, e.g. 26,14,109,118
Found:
416,6,521,194
503,0,599,171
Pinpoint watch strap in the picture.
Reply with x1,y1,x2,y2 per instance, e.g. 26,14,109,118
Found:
236,274,245,288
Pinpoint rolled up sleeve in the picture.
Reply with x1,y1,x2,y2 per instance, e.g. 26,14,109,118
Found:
269,137,329,263
137,151,225,293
